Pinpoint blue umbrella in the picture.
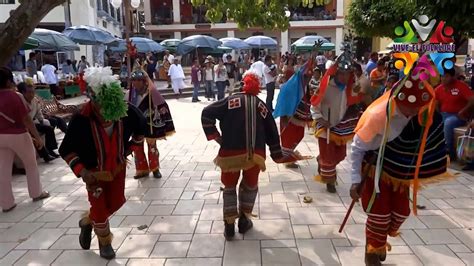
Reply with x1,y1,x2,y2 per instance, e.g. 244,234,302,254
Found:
108,37,165,53
63,25,117,45
244,36,278,49
30,28,79,51
219,37,251,50
176,35,221,55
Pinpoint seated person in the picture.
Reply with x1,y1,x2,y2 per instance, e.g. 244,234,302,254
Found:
17,82,58,162
44,114,68,133
435,68,474,160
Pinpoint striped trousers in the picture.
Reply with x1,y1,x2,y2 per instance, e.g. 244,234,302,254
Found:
221,165,260,224
361,176,410,253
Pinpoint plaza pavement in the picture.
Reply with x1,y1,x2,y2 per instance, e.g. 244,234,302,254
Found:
0,92,473,265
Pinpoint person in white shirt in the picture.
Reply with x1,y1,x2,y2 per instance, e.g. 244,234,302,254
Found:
168,58,186,95
316,52,327,73
263,55,277,112
353,63,372,105
249,60,265,88
41,61,59,96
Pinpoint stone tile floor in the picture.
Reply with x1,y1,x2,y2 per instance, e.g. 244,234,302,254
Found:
1,93,473,265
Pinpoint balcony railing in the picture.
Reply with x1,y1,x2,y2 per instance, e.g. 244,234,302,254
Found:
289,7,336,21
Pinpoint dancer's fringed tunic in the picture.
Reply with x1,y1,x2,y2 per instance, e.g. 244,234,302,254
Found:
273,61,314,160
59,67,146,260
350,76,449,264
311,62,363,185
127,70,175,178
201,71,295,240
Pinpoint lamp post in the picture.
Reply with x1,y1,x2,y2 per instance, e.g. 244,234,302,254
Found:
110,0,141,87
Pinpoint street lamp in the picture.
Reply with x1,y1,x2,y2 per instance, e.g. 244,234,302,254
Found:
110,0,141,87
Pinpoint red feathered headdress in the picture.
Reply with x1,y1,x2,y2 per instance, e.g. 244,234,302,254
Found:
242,71,261,96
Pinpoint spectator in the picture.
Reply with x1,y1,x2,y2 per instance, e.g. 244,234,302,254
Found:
191,59,202,102
249,59,266,87
0,67,50,212
26,52,38,78
369,60,386,98
45,115,68,133
71,60,78,74
163,50,174,88
263,55,277,112
316,52,327,73
168,58,186,96
365,52,378,76
295,56,304,72
238,54,251,81
61,59,74,75
146,52,157,80
17,82,59,161
309,67,322,95
435,68,474,160
224,55,237,96
41,60,60,96
204,58,215,101
353,63,371,104
375,74,399,100
214,58,228,100
77,55,90,74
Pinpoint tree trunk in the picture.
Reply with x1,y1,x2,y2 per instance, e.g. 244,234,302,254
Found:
0,0,66,67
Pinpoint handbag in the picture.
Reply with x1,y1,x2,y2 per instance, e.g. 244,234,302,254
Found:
457,128,474,163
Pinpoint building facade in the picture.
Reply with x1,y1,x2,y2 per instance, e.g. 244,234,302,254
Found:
144,0,346,55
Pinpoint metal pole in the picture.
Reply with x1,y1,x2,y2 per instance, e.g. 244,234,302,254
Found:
124,0,132,88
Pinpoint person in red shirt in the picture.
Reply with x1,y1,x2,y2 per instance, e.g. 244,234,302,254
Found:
0,67,50,212
435,68,474,160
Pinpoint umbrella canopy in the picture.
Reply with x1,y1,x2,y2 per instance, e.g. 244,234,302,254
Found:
21,37,39,50
160,39,181,47
292,35,329,46
160,39,180,53
30,28,79,51
219,37,251,50
108,37,166,53
291,42,335,52
176,35,222,55
63,25,117,45
244,36,278,49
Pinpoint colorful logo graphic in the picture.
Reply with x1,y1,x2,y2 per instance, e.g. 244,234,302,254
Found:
392,15,455,81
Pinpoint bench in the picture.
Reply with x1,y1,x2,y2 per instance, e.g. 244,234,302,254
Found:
38,96,79,121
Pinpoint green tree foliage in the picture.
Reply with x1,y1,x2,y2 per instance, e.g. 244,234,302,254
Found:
417,0,473,38
190,0,304,30
347,0,473,39
347,0,416,39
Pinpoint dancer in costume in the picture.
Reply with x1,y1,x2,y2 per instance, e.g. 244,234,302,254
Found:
59,67,146,260
273,55,315,168
201,71,303,240
310,44,364,193
126,70,175,179
349,74,449,265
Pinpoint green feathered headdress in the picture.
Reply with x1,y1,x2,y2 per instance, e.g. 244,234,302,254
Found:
84,66,128,121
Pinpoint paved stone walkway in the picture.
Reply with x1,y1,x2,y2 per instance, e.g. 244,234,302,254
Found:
1,93,473,265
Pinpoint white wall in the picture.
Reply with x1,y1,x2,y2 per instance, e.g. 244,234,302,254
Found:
0,2,65,23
